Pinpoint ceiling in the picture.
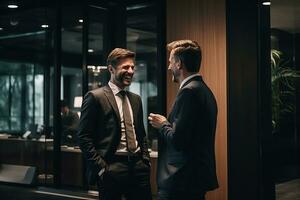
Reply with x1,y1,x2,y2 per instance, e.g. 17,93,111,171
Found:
0,0,157,66
271,0,300,33
0,0,299,69
1,0,299,32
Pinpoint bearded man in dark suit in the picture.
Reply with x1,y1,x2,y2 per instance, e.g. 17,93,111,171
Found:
148,40,218,200
78,48,152,200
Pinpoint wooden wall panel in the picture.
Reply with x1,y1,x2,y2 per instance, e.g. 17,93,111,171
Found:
166,0,227,199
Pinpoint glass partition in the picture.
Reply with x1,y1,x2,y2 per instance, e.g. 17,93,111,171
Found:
60,3,83,148
270,0,300,199
0,62,44,132
126,2,159,147
87,5,109,90
0,1,55,185
0,0,162,195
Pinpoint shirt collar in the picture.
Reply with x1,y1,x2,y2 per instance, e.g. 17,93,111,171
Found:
108,81,123,96
179,74,201,89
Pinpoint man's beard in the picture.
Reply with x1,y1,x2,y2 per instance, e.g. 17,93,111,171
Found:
116,73,132,86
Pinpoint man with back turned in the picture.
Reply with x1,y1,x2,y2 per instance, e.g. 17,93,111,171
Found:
148,40,219,200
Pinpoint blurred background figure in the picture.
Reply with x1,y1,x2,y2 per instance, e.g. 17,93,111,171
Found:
60,100,79,146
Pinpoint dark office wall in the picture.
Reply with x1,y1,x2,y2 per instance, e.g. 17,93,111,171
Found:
270,29,300,183
227,0,273,200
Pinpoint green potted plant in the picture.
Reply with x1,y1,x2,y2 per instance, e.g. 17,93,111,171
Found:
271,49,300,133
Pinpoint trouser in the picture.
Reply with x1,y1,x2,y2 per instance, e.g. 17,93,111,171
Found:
97,155,152,200
157,189,206,200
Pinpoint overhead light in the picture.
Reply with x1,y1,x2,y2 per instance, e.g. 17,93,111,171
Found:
87,65,107,74
262,1,271,5
78,19,83,23
0,28,3,31
127,4,149,11
8,4,18,9
88,49,94,53
41,24,49,28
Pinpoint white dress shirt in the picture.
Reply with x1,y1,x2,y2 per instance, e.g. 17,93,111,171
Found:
108,81,139,154
179,73,201,89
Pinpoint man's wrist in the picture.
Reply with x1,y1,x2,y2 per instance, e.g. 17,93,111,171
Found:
98,168,105,177
98,159,108,177
159,121,170,132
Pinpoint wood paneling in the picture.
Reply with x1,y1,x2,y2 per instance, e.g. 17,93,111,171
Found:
166,0,227,199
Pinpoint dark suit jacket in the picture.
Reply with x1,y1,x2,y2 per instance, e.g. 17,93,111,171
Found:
157,75,218,193
77,85,150,184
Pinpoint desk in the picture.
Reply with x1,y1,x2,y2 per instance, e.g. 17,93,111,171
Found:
0,135,83,187
0,136,158,194
0,136,53,174
46,146,84,187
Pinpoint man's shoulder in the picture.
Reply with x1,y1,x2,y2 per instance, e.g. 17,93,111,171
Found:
127,91,140,99
185,77,209,91
89,85,109,96
182,80,202,92
181,79,214,99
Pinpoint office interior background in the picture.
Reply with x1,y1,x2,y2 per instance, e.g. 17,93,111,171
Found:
0,0,299,200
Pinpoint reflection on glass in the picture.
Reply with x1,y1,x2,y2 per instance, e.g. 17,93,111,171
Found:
88,65,110,90
0,62,44,132
60,99,79,146
0,1,54,187
87,6,109,90
60,67,82,147
126,3,158,142
0,75,9,129
270,0,300,199
60,4,83,148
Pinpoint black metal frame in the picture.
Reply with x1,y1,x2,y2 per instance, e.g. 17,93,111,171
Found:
157,0,166,116
0,0,166,189
53,0,62,186
56,0,163,187
82,1,89,96
227,0,273,199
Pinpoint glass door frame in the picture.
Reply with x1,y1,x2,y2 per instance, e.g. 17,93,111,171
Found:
51,0,166,188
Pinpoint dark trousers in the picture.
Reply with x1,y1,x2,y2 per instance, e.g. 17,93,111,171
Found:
97,155,152,200
157,190,206,200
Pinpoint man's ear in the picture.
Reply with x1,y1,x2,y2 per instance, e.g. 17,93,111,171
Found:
108,65,114,73
177,60,183,70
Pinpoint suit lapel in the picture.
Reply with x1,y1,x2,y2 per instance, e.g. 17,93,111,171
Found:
103,86,121,121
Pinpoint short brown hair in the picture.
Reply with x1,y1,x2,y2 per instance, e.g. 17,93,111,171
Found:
167,40,202,72
107,48,135,68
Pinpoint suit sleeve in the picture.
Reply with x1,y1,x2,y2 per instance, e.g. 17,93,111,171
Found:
159,89,197,151
77,93,107,175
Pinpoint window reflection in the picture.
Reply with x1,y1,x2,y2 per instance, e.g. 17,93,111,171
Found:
58,3,84,188
270,0,300,199
0,1,54,187
0,75,9,129
126,2,158,142
87,6,109,90
60,67,82,147
60,3,83,148
0,62,44,133
0,0,162,193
